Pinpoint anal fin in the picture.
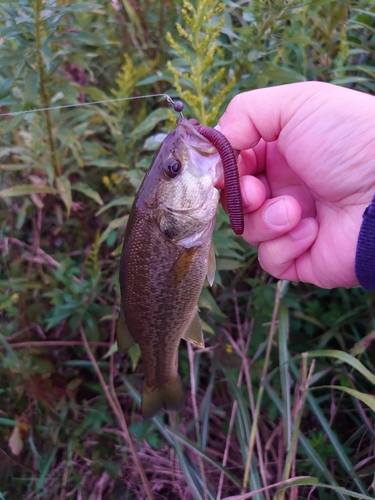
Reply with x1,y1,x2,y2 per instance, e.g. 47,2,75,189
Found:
116,310,135,356
182,309,205,348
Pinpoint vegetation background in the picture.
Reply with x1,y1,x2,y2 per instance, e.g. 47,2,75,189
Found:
1,0,375,498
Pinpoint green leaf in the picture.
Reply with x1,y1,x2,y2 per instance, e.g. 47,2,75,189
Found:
262,65,307,84
128,344,141,371
36,448,58,491
0,164,27,171
198,287,226,318
100,460,121,479
290,361,368,496
95,196,133,215
226,478,375,500
165,427,242,487
278,300,291,450
0,418,16,427
23,72,39,107
0,76,14,99
224,477,318,499
304,484,375,500
60,32,108,47
103,341,118,359
59,3,103,12
216,258,242,271
265,383,352,500
321,385,375,413
201,320,215,335
305,349,375,386
350,330,375,357
130,108,171,139
55,176,72,216
99,215,128,245
0,185,56,198
72,182,103,206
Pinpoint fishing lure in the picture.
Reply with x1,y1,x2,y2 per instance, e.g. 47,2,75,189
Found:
172,100,244,235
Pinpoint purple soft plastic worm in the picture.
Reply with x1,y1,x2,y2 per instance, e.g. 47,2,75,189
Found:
195,125,244,235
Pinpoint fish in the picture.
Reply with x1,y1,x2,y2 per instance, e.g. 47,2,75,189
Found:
117,118,222,420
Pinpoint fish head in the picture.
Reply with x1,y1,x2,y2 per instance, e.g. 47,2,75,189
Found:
138,118,222,247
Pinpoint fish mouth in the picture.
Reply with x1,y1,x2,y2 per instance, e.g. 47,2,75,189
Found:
171,120,223,184
177,119,218,155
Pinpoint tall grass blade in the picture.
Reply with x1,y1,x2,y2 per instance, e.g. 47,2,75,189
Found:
36,447,57,491
319,385,375,413
265,382,350,500
165,427,242,488
173,438,205,500
305,350,375,385
290,362,368,495
278,299,291,449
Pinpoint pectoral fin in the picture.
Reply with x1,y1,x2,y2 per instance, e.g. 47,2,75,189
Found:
169,247,197,286
207,242,216,286
182,309,205,348
116,310,135,356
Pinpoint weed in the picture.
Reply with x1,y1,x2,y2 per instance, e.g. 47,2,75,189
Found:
1,1,375,499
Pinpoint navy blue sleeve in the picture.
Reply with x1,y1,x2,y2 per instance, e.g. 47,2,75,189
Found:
355,196,375,291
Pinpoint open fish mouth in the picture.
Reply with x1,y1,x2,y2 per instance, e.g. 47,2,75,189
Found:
177,118,244,236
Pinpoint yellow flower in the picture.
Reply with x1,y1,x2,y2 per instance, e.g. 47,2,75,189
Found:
11,293,19,300
225,343,233,354
110,172,120,185
102,176,110,187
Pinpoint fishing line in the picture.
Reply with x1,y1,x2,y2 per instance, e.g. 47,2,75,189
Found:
0,93,181,117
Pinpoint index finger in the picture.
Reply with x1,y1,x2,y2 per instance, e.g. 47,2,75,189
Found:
217,82,326,151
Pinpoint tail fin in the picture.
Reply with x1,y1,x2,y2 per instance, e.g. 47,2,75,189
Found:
142,377,184,420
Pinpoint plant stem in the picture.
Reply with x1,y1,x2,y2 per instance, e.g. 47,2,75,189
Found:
187,342,208,500
79,324,154,499
34,0,60,178
242,280,289,491
277,355,315,500
195,2,207,125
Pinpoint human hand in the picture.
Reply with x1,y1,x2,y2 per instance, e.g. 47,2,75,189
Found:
217,82,375,288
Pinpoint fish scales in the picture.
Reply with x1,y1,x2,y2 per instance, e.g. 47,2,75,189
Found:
120,211,210,383
118,118,221,420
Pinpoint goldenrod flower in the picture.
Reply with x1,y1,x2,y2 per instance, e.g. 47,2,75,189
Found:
111,172,120,184
225,343,233,354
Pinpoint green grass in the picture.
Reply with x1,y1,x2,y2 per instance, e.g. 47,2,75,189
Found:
1,0,375,498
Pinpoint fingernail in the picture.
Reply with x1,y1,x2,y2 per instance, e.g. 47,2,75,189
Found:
290,219,314,240
264,200,288,226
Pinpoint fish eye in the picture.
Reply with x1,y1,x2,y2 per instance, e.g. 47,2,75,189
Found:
165,159,181,178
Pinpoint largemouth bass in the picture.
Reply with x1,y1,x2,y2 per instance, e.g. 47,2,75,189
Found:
117,118,222,420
